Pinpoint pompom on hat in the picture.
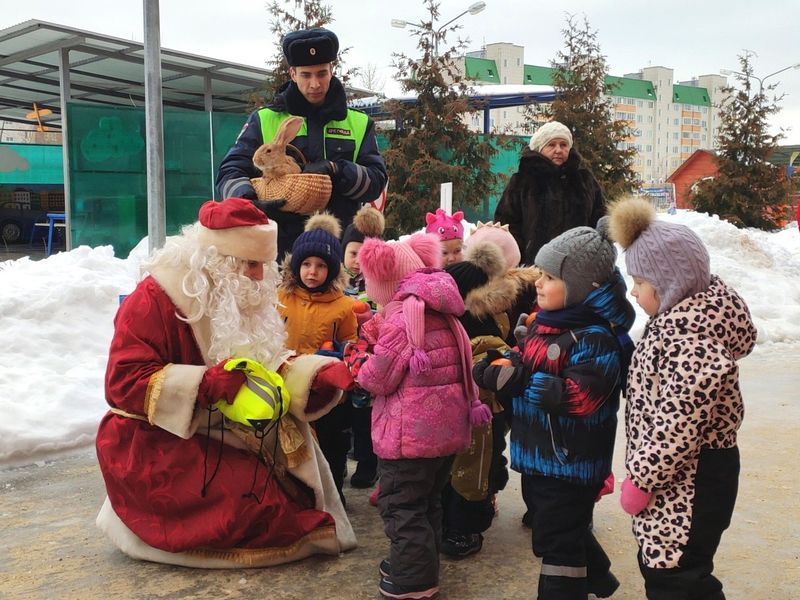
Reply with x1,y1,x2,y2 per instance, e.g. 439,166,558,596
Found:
425,208,464,242
359,233,441,306
466,221,521,270
197,198,278,263
607,196,710,314
282,27,339,67
340,205,385,251
289,212,343,290
529,121,573,153
534,218,617,307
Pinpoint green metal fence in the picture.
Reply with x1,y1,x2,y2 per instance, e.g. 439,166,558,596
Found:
66,103,246,256
8,105,528,255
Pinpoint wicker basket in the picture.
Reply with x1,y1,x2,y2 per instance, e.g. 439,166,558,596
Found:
250,173,332,215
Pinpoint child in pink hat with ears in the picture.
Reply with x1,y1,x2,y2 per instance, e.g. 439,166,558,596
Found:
425,208,465,266
350,231,491,600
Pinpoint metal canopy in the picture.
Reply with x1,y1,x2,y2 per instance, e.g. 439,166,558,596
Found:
0,19,273,129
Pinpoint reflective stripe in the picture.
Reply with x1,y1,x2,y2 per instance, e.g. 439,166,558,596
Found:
343,163,367,197
245,375,281,414
540,564,587,578
221,176,254,199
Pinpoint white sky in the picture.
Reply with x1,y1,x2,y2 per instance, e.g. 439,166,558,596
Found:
1,210,799,467
2,1,799,143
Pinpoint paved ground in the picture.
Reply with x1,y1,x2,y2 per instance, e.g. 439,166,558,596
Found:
1,348,797,599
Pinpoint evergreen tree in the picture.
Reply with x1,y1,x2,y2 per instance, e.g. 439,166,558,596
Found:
382,0,503,236
690,53,792,229
530,14,637,199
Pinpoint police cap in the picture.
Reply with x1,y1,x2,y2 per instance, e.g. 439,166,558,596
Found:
282,28,339,67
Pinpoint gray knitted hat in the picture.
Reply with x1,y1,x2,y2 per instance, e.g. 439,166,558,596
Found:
534,217,617,306
607,196,710,313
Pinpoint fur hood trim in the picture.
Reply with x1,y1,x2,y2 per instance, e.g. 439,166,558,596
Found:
280,254,347,294
465,264,541,319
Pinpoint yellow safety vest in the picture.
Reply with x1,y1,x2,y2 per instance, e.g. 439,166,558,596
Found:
257,107,369,161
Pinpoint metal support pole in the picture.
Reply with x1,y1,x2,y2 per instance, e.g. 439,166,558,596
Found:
204,74,216,200
144,0,166,253
57,48,72,250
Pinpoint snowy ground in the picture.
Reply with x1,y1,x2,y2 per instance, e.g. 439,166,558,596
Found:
1,211,798,466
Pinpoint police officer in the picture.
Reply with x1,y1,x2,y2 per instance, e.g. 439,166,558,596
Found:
216,27,387,258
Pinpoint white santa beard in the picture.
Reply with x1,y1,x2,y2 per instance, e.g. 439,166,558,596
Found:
206,262,290,370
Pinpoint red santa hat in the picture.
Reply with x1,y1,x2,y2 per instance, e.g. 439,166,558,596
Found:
196,198,278,263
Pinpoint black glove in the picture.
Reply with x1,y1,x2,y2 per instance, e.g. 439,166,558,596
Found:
473,348,528,395
302,160,336,177
253,198,288,215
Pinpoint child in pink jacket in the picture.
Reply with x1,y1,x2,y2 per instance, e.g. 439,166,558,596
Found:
354,232,491,600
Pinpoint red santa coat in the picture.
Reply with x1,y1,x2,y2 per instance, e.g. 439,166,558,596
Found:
96,266,356,568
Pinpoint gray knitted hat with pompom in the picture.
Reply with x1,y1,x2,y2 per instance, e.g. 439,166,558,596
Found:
534,217,617,306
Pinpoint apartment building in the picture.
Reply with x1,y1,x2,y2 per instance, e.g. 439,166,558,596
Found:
462,43,729,184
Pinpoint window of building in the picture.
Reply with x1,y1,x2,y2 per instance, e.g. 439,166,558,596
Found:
517,58,521,66
701,120,707,127
702,106,708,113
674,118,679,125
647,159,652,166
672,146,679,153
503,59,507,67
682,145,691,153
648,101,654,108
674,104,679,111
683,118,692,125
637,114,643,123
693,133,701,139
682,132,691,138
692,119,700,125
647,115,654,123
673,132,679,139
637,100,643,107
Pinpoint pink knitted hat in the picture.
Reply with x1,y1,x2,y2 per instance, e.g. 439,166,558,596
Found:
359,232,442,306
466,221,521,270
425,208,464,242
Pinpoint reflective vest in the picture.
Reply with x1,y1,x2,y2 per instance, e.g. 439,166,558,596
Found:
257,107,369,162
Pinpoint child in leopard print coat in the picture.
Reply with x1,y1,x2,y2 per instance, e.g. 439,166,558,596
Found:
608,197,757,600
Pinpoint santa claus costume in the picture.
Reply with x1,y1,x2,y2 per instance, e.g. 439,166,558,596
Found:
95,198,356,568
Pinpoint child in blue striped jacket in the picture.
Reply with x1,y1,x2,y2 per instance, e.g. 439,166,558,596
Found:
474,217,635,600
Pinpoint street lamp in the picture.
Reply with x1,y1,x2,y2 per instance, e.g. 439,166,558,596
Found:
721,62,800,96
392,1,486,57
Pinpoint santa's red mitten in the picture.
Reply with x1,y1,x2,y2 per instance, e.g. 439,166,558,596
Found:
197,361,246,409
306,361,355,415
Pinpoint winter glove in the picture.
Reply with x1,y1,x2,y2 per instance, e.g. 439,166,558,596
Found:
253,198,288,214
620,477,652,515
306,361,355,415
197,360,246,409
302,160,337,177
343,338,371,380
472,348,528,396
469,399,493,427
595,472,615,503
514,313,530,347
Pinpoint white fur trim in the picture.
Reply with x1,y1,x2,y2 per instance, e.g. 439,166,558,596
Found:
151,363,206,438
282,353,344,422
197,221,278,263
